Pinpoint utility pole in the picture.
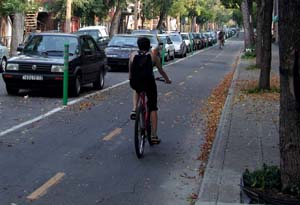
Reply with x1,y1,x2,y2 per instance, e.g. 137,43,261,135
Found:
65,0,72,33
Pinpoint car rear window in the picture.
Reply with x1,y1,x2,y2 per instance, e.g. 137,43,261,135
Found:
108,36,138,47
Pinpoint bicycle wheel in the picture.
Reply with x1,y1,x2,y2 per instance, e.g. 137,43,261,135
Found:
134,105,146,158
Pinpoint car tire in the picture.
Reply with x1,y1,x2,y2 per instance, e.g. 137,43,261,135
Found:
71,74,81,97
1,57,7,72
6,86,19,95
165,52,170,62
171,51,175,60
93,69,104,90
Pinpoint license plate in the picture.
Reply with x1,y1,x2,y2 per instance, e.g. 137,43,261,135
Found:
22,75,43,81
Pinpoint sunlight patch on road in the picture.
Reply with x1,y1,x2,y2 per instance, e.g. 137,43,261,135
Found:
103,128,122,141
27,172,65,201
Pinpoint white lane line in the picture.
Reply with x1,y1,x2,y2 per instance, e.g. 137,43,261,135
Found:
0,81,129,137
0,45,217,137
27,172,65,201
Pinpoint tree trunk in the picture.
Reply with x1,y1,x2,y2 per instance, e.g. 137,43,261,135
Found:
109,1,122,37
156,9,165,30
10,13,24,56
278,0,300,188
241,0,255,49
256,0,263,69
258,0,273,90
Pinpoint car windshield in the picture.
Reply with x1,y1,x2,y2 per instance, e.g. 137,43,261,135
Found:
108,36,138,47
23,35,78,56
159,36,167,43
75,30,99,41
169,35,182,42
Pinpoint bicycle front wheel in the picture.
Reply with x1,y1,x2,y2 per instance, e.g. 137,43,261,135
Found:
134,105,146,158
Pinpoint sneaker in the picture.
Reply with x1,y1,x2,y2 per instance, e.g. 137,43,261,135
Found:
130,110,136,120
151,136,161,144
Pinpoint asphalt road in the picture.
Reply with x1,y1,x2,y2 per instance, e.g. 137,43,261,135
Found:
0,37,243,205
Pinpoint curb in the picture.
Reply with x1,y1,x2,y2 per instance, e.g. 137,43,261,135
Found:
196,50,242,204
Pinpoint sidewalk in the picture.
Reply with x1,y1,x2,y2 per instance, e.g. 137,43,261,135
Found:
196,45,280,205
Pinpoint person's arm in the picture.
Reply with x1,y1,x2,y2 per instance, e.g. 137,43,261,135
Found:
128,52,135,79
153,55,171,84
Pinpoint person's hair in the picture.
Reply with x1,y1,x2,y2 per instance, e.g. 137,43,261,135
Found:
137,37,150,51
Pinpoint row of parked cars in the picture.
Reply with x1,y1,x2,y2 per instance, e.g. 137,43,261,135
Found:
0,26,223,96
105,30,219,71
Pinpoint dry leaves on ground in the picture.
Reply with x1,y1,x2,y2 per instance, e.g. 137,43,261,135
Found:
198,71,234,176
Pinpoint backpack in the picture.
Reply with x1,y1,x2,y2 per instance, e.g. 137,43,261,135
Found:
130,52,153,92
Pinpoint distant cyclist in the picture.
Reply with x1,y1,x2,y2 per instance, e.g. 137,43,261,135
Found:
129,37,171,144
218,29,225,49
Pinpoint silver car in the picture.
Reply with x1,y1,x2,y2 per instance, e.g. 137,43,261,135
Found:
157,34,175,61
169,33,187,58
0,41,9,72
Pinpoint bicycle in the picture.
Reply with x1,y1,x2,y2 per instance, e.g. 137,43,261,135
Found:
134,77,165,158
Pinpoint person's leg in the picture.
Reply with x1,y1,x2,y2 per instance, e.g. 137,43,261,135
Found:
130,91,138,119
150,110,158,138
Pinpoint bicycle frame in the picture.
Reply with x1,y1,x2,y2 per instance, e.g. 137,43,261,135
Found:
137,92,149,129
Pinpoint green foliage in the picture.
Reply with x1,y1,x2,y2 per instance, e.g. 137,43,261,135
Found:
243,164,282,190
220,0,242,9
0,0,39,15
283,183,300,197
242,48,256,59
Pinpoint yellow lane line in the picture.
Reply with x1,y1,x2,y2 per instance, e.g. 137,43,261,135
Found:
27,172,65,201
165,91,173,97
179,81,185,86
103,128,122,141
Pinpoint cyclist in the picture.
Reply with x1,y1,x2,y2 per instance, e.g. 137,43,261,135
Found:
218,29,225,49
129,37,171,144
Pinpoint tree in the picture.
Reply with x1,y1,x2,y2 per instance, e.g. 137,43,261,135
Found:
221,0,255,49
0,0,35,56
256,0,273,90
278,0,300,189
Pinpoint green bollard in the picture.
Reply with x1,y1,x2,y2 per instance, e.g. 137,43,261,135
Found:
161,42,165,65
63,44,69,105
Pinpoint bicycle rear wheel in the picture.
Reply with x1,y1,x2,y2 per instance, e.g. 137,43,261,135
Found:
134,105,146,158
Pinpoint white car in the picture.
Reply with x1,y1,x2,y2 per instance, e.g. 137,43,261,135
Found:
180,32,192,52
157,34,175,61
0,41,9,72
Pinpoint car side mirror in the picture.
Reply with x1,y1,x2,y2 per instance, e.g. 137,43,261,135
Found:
159,42,164,46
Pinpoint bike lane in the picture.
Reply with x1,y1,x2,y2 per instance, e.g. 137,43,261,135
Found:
0,39,242,205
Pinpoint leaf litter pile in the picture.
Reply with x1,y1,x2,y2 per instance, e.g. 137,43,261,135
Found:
198,71,234,176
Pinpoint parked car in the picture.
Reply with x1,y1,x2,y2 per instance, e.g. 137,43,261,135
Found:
133,33,162,58
180,32,192,52
2,33,107,96
192,33,202,50
75,26,110,51
0,41,9,73
105,34,139,71
169,33,187,58
157,34,175,61
131,29,151,35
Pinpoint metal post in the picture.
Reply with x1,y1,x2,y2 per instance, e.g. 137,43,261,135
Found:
161,42,165,65
63,44,69,105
